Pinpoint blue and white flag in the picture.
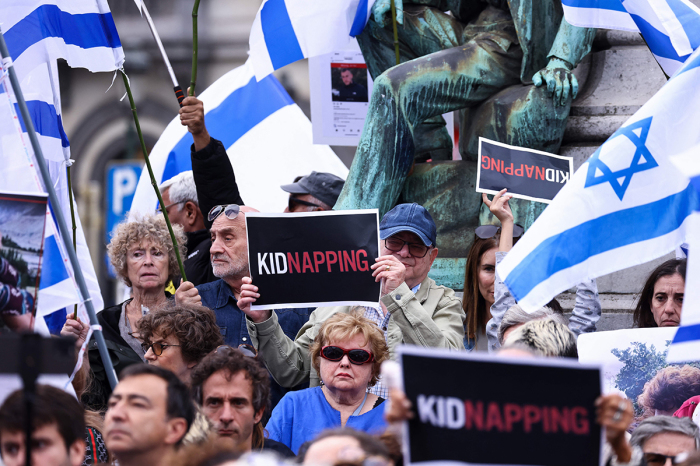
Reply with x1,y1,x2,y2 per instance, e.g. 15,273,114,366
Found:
497,48,700,313
562,0,700,76
129,60,348,216
666,144,700,362
0,0,123,331
248,0,376,81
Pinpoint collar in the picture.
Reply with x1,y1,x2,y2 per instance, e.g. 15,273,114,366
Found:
414,276,433,303
214,279,239,309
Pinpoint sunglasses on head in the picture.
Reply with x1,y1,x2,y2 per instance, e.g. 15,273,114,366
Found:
141,341,180,356
321,346,374,365
208,204,241,222
474,223,524,239
215,344,257,358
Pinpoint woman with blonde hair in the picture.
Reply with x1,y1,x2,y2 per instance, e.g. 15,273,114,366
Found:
265,312,389,454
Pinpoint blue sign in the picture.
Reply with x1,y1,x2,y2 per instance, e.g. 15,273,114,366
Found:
106,161,143,243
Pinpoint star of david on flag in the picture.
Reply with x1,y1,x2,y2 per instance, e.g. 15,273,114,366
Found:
497,48,700,312
585,117,659,200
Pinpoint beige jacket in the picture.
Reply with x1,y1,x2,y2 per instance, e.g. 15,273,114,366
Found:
247,276,465,387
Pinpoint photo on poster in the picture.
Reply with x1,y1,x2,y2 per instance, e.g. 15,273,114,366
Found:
0,191,48,319
331,64,369,103
578,327,700,421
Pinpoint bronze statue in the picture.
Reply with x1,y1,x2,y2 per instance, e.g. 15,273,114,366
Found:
335,0,596,217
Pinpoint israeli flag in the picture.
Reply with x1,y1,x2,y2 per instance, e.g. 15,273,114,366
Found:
0,0,123,331
129,60,348,216
248,0,376,81
497,48,700,313
562,0,700,76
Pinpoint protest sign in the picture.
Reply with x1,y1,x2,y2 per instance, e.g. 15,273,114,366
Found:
578,327,697,418
399,346,602,466
246,210,380,309
0,191,48,318
476,137,574,203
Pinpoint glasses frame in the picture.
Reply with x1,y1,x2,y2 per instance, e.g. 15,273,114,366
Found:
474,223,525,240
288,197,321,210
158,201,185,214
142,341,181,356
384,237,431,258
320,346,374,365
643,452,690,466
208,204,241,222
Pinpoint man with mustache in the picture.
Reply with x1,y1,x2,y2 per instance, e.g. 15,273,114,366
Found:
104,365,194,466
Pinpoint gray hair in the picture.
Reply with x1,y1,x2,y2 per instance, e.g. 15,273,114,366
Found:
503,319,578,358
498,304,568,345
631,415,700,449
159,170,198,207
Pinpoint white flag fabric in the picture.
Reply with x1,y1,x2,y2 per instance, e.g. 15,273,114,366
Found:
129,60,348,216
248,0,376,81
497,48,700,313
562,0,700,76
0,0,125,330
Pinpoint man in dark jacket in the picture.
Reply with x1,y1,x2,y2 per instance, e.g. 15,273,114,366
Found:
159,171,216,286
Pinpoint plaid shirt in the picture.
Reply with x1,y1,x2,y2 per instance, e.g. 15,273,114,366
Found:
363,283,421,399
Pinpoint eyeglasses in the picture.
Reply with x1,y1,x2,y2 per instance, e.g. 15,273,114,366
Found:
208,204,241,222
321,346,374,365
215,344,257,358
474,223,525,240
158,201,184,214
384,237,431,258
288,197,321,211
644,452,690,466
141,341,180,356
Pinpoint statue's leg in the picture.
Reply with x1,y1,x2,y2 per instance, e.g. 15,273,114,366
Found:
335,38,522,215
357,5,467,163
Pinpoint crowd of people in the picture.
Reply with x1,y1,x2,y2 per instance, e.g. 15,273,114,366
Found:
0,94,693,466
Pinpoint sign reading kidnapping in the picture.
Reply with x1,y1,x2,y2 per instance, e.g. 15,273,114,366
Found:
246,210,380,309
399,346,603,466
476,137,574,204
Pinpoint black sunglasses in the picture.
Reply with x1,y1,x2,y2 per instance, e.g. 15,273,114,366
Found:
208,204,241,222
321,346,374,365
288,197,321,210
384,237,431,258
215,344,257,358
644,452,690,466
141,341,180,356
474,223,524,239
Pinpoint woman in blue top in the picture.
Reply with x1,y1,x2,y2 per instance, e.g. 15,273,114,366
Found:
265,312,389,454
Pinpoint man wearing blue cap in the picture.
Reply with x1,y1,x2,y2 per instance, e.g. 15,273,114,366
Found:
238,203,466,397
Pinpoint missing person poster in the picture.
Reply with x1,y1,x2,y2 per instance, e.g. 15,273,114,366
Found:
0,191,48,321
399,346,603,466
246,210,380,309
309,39,373,146
476,137,574,204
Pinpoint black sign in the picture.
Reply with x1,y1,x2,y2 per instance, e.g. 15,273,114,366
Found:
246,210,380,309
400,347,602,466
477,137,574,203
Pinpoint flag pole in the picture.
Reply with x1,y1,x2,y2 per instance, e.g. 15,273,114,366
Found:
0,28,119,391
135,1,186,106
189,0,201,96
120,71,188,281
390,0,400,66
66,166,79,320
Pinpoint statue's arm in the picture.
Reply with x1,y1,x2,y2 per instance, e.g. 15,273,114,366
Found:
547,17,596,69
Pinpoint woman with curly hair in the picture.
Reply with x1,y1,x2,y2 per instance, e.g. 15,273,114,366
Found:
638,365,700,420
61,214,187,410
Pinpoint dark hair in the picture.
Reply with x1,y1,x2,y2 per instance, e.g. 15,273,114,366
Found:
463,236,499,339
119,364,195,444
0,385,85,454
298,428,391,463
137,304,224,365
633,258,686,328
190,348,270,448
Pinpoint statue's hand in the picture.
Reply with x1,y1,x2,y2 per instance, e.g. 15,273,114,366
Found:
372,0,404,28
532,57,578,107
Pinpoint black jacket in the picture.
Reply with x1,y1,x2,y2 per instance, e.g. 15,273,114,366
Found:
183,229,216,286
191,138,244,230
85,300,142,411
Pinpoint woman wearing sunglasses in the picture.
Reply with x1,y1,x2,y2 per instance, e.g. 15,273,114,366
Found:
265,312,389,454
463,189,601,353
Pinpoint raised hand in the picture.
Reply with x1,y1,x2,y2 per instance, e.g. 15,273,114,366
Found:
175,280,202,306
61,316,89,348
371,255,407,295
482,189,514,225
179,88,210,150
237,277,272,324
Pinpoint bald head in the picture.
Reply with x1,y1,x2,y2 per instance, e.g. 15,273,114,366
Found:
209,206,259,280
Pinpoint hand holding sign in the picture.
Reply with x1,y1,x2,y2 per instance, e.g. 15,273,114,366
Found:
595,394,634,462
371,255,406,295
483,189,515,252
238,277,273,323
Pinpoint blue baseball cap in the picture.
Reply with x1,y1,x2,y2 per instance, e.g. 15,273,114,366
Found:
379,203,437,247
